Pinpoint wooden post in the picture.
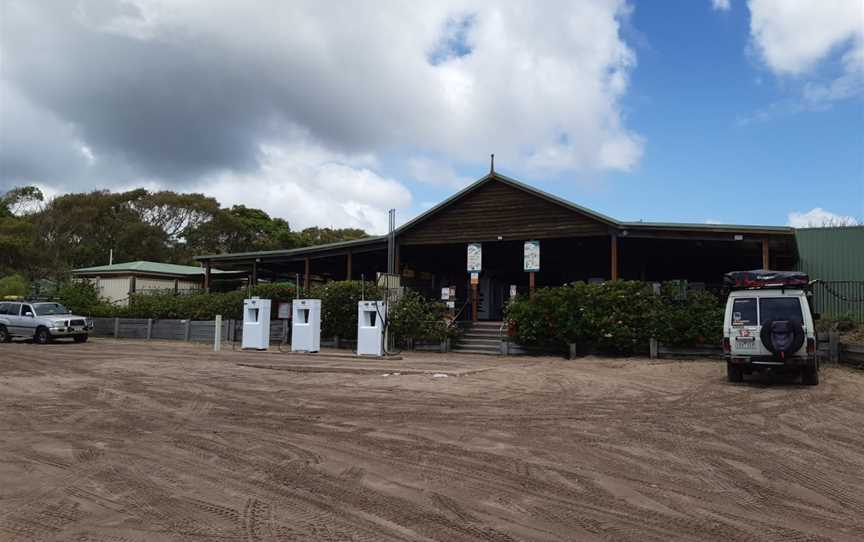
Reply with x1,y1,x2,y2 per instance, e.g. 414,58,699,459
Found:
346,252,352,280
610,234,619,281
394,244,401,276
204,262,211,293
761,239,770,270
471,284,478,322
250,261,258,286
829,331,839,364
529,271,536,298
304,257,311,291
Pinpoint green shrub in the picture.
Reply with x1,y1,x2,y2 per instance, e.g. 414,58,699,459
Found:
56,280,102,313
506,280,723,354
311,280,381,338
388,289,451,343
652,285,724,347
0,274,29,298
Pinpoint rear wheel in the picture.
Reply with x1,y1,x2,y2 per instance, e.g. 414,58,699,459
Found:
727,362,744,383
34,327,50,345
73,334,88,343
802,363,819,386
0,325,11,343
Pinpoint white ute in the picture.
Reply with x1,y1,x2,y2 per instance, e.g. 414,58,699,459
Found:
723,270,819,385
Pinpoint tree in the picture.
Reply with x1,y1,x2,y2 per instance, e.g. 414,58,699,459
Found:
296,226,368,246
186,205,297,255
1,186,44,216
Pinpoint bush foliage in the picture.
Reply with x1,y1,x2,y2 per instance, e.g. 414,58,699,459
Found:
309,280,381,339
0,274,29,298
506,280,725,353
388,289,453,344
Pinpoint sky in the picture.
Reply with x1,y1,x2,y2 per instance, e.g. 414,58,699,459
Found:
1,0,862,234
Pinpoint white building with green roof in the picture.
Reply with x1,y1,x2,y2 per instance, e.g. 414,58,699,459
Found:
71,261,232,305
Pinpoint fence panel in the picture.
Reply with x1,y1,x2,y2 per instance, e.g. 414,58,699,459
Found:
91,318,115,337
190,321,217,342
151,320,187,340
812,281,864,322
117,318,149,339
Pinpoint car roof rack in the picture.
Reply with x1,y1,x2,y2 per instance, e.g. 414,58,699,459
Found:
724,270,810,291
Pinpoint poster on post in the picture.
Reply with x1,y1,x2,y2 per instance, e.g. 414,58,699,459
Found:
467,243,482,272
524,240,540,272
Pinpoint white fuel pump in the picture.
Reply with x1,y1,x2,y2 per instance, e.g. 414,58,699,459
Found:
241,297,271,350
357,300,387,356
291,299,321,352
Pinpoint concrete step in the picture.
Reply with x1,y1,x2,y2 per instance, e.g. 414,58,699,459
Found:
457,337,500,345
461,329,501,338
453,342,500,352
468,322,504,329
452,348,501,356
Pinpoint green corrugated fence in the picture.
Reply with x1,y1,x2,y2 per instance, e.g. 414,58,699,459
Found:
811,281,864,322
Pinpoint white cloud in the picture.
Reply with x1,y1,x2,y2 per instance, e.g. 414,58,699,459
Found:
787,208,860,228
408,157,473,189
2,1,643,189
189,138,412,234
712,0,731,11
749,0,863,75
748,0,863,104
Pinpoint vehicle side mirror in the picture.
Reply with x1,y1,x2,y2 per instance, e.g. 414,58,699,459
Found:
24,312,33,317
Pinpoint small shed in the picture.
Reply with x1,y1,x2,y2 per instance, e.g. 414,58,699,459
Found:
71,261,232,305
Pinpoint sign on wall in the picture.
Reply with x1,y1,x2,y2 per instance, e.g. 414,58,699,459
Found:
277,302,292,319
441,287,450,300
524,240,540,272
467,243,482,272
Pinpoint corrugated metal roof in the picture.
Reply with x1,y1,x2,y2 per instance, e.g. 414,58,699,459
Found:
795,227,864,281
72,261,232,276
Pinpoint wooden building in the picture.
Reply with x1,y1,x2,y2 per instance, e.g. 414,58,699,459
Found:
195,172,797,321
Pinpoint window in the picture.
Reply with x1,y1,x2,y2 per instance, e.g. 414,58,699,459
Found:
731,298,757,326
0,303,7,315
34,303,69,316
21,305,33,316
760,297,802,325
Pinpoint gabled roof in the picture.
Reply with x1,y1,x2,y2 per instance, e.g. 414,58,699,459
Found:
394,172,619,235
193,170,795,264
72,261,232,276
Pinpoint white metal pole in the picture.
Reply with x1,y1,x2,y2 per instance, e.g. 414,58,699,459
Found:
214,314,222,352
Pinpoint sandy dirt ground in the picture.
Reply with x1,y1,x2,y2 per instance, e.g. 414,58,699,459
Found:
1,339,864,541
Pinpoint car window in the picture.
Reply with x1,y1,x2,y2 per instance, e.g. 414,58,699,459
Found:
34,303,70,316
21,304,34,316
6,303,22,316
760,297,803,325
0,303,7,315
731,298,757,326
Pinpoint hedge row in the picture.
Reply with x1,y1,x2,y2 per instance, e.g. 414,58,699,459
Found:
59,280,452,342
505,281,724,354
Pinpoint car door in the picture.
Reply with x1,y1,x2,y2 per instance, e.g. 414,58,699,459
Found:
3,303,22,335
729,296,766,356
18,304,37,336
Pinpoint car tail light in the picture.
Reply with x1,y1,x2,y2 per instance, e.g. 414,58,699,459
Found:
723,338,731,353
807,338,815,354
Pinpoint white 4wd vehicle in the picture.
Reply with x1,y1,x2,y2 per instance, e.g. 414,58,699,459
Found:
0,301,93,344
723,271,818,385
